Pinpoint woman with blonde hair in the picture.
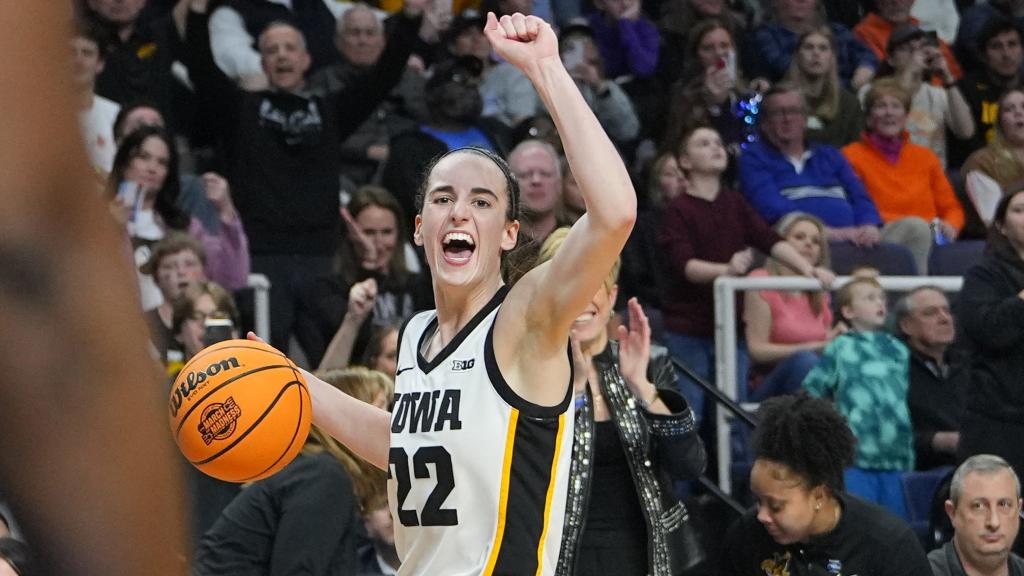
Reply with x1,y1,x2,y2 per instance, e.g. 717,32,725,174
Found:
744,213,844,401
538,227,706,576
843,79,966,274
784,26,864,147
194,367,393,575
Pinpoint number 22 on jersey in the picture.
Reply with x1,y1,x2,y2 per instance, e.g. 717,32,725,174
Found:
388,446,459,526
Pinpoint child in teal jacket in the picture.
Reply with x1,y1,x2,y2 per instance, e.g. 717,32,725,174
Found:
803,276,913,519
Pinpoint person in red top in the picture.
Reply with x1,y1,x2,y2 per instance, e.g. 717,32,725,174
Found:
658,125,832,424
843,78,966,274
854,0,962,86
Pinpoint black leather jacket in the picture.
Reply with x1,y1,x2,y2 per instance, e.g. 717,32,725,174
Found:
556,342,707,575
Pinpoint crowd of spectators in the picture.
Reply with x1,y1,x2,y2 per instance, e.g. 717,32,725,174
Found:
8,0,1018,572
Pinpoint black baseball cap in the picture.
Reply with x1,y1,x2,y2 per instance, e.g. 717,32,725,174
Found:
443,10,485,46
887,23,938,52
425,55,484,92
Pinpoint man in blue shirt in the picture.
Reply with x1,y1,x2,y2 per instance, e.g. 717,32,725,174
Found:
739,83,883,246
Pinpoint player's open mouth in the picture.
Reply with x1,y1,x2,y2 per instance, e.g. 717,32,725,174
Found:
442,231,476,266
573,311,596,324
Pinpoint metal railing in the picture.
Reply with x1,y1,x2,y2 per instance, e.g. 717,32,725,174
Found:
670,356,752,515
711,275,964,494
248,273,271,341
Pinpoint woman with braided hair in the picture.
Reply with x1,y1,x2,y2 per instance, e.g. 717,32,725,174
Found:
720,393,932,576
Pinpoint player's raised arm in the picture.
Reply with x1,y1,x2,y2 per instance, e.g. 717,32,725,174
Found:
484,13,636,350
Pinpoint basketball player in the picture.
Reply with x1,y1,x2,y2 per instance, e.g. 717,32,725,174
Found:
279,12,637,575
0,2,188,575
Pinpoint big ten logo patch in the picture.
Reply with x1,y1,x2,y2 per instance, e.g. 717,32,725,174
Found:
451,358,475,372
199,397,242,445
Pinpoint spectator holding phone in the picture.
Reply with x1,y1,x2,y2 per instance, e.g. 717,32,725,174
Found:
664,19,761,169
171,281,241,365
854,0,963,85
107,125,250,310
861,23,974,167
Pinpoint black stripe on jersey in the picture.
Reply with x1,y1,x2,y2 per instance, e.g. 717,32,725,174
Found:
484,318,572,419
395,314,414,369
490,414,563,575
415,285,510,374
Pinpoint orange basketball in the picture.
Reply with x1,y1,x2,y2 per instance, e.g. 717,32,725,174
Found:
169,339,311,483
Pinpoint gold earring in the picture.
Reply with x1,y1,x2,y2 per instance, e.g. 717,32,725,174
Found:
815,502,822,511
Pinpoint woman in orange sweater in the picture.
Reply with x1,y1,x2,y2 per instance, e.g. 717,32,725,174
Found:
843,78,965,274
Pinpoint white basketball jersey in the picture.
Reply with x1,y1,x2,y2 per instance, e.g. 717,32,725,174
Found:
388,286,574,576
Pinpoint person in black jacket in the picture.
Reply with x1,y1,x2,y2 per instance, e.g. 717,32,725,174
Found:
538,228,707,576
720,393,933,576
78,0,185,130
894,286,969,470
958,187,1024,476
183,0,428,357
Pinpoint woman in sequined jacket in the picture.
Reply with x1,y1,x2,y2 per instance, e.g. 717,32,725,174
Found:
536,228,708,576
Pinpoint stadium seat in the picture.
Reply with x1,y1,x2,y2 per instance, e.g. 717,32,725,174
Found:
829,241,918,276
901,466,954,546
928,241,986,277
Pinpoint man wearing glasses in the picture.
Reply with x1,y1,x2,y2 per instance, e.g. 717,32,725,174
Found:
739,83,884,247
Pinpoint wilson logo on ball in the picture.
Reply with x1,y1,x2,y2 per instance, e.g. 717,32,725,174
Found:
199,397,242,445
170,357,241,417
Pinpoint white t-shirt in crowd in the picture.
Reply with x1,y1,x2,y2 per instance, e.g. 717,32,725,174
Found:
79,94,120,174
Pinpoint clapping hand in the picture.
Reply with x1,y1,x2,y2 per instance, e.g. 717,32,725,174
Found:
616,297,652,391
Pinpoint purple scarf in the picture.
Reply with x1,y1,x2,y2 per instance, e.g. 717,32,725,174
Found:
866,131,905,164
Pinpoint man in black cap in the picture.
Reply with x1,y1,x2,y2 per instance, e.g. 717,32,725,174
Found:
382,56,513,232
445,11,539,127
883,22,975,168
855,0,963,82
